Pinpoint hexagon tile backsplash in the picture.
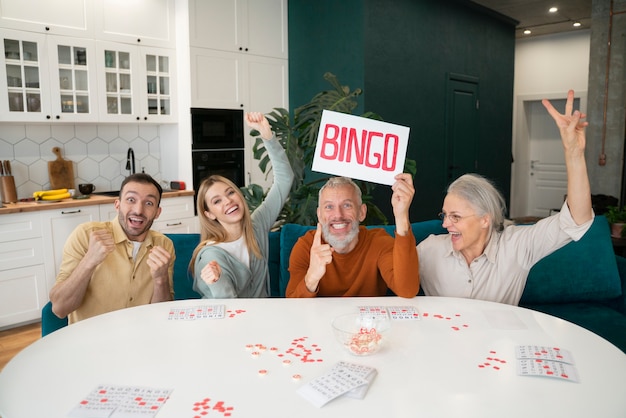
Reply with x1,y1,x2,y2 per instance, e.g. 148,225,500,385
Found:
0,123,164,199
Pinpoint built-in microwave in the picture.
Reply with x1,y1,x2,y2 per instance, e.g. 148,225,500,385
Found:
191,108,244,150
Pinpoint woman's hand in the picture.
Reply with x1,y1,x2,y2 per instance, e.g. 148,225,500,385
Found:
201,260,222,285
245,112,273,140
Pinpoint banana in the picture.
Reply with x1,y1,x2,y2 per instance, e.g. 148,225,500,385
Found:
39,192,71,201
33,188,68,199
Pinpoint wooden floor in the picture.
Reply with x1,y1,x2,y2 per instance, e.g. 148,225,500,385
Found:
0,322,41,372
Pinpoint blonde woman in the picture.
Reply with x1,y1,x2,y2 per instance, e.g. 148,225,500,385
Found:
190,112,293,298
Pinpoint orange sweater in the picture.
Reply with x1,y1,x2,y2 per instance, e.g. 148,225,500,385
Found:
286,226,419,298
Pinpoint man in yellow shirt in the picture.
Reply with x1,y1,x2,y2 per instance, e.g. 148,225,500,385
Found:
50,173,175,323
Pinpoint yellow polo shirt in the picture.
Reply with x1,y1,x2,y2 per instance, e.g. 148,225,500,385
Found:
55,218,175,324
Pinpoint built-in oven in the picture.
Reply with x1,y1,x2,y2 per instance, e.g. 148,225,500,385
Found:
192,149,245,194
191,108,244,150
191,108,246,214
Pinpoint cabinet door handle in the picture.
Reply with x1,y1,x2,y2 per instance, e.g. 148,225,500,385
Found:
61,209,82,215
166,222,182,227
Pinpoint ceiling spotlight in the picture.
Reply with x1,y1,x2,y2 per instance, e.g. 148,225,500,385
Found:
549,7,558,13
573,21,582,27
523,29,532,35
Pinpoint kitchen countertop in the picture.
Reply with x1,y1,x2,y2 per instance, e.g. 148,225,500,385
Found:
0,190,195,215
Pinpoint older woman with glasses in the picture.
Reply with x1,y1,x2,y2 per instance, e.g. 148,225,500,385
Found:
417,90,594,305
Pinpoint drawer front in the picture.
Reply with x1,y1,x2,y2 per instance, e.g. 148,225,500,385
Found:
0,264,47,328
0,238,44,270
157,196,195,222
0,213,41,243
152,218,198,234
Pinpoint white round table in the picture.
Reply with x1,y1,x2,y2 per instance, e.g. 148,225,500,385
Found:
1,296,625,417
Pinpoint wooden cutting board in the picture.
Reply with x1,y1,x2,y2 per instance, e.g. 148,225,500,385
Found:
48,147,75,190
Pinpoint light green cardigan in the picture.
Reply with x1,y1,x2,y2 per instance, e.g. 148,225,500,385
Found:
193,138,293,298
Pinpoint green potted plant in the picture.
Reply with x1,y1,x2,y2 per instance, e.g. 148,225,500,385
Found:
605,205,626,238
242,72,416,227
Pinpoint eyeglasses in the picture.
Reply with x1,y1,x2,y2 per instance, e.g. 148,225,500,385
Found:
437,212,476,223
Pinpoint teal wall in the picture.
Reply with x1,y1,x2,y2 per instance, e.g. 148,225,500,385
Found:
288,0,365,114
288,0,515,222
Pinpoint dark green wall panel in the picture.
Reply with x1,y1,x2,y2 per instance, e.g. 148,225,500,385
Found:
288,0,365,114
289,0,515,222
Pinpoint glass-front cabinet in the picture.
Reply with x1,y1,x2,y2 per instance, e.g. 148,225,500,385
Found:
48,38,98,121
0,30,50,121
97,41,176,123
0,31,176,123
100,45,136,120
0,29,98,122
144,49,174,121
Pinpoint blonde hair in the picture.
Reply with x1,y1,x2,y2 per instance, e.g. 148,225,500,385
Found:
189,175,262,274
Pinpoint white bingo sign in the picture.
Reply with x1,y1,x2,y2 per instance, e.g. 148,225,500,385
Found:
312,110,410,186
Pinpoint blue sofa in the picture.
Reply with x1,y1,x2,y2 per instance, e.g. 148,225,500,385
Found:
43,216,626,355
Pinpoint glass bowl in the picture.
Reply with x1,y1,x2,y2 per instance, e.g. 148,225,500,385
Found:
331,313,391,356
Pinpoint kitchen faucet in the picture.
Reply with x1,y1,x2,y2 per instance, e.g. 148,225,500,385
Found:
126,147,136,174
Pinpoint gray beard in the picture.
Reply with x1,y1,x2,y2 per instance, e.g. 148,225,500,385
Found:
322,220,360,252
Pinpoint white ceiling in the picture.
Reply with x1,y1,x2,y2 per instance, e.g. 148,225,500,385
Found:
469,0,592,38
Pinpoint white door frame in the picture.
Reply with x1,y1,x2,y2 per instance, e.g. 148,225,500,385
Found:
510,91,587,218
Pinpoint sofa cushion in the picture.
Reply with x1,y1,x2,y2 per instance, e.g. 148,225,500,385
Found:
167,232,282,298
268,230,281,297
522,301,626,354
519,216,621,305
165,233,202,300
606,255,626,314
278,220,446,296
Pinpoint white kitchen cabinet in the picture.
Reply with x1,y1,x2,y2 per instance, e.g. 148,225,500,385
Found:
0,0,94,37
94,0,176,48
151,195,198,233
0,29,99,122
40,204,100,296
100,195,197,234
98,200,117,222
190,47,288,187
187,0,288,188
0,212,47,329
243,55,289,189
96,40,177,123
189,0,287,59
47,36,99,122
190,48,287,111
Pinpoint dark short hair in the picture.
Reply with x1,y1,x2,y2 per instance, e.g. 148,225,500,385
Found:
119,173,163,205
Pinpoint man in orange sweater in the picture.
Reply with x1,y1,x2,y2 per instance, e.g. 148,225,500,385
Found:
286,174,419,298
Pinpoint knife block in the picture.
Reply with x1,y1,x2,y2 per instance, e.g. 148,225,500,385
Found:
1,176,17,203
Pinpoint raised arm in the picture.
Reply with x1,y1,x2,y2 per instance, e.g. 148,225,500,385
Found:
385,173,419,297
49,228,114,318
245,111,294,229
542,90,593,225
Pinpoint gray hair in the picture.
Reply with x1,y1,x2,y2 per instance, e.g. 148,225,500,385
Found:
318,177,362,205
447,173,507,233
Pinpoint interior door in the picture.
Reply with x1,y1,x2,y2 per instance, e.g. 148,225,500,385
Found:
525,98,576,217
445,74,479,181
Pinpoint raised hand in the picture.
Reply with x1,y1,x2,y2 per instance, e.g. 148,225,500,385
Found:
390,173,414,236
542,89,588,157
245,111,273,140
542,89,592,225
147,245,172,283
305,223,334,292
85,228,115,266
201,260,222,285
